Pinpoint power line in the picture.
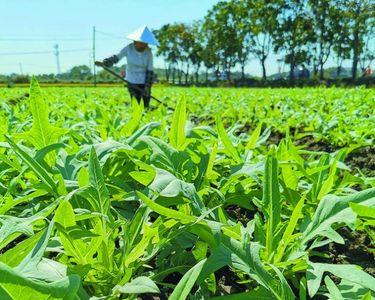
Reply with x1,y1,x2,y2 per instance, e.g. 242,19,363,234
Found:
95,30,124,39
0,49,91,56
0,63,56,67
0,27,125,74
21,63,57,68
0,33,88,37
0,50,51,55
0,37,124,42
0,37,91,42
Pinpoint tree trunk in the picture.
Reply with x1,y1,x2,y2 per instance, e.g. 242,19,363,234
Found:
172,67,175,84
336,64,342,77
352,29,359,81
241,64,245,82
185,64,189,85
164,62,170,82
178,69,182,85
215,68,220,81
319,20,325,80
261,58,267,80
289,48,296,83
319,64,324,80
289,61,295,83
166,68,170,82
205,69,209,83
313,64,318,77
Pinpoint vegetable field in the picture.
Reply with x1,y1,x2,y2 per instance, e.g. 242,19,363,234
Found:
0,79,374,299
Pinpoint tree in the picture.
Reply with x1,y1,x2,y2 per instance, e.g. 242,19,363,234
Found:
155,24,180,83
359,27,375,73
200,36,218,83
189,21,204,84
242,0,280,80
331,2,351,77
344,0,374,80
156,23,198,85
178,24,195,85
203,0,243,80
308,0,337,79
68,65,92,81
227,0,251,81
273,0,315,82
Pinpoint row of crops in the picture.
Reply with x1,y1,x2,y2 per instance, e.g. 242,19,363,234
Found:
0,79,374,299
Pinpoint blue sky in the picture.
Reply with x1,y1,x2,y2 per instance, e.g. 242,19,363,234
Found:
0,0,221,74
1,0,351,76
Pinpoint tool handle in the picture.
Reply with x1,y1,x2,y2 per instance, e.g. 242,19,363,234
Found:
95,61,164,105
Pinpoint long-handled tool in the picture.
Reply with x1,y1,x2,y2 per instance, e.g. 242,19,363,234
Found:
95,61,163,104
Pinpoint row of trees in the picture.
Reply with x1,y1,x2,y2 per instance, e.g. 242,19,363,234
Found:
155,0,374,83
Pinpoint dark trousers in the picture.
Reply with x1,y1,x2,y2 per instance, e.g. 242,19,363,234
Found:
127,84,150,107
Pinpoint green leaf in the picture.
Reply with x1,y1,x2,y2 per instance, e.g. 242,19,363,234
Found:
0,262,82,300
0,201,58,251
324,276,344,300
124,224,159,267
246,122,263,150
149,168,205,214
55,200,76,228
350,202,375,219
116,276,160,294
205,141,218,180
307,261,375,298
0,230,44,267
361,291,372,300
6,137,58,197
274,196,304,263
168,97,187,150
263,155,281,258
299,277,307,300
169,259,207,300
317,157,339,200
85,147,110,215
136,136,181,174
310,154,330,201
13,77,68,150
121,98,144,137
77,166,89,187
302,188,375,245
216,115,241,163
196,238,295,300
14,220,54,277
0,190,47,215
137,191,197,223
210,287,273,299
127,122,161,145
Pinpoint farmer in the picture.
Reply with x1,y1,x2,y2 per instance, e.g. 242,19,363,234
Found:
102,25,159,107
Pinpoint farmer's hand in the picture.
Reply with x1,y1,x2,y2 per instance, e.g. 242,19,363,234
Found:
103,55,119,67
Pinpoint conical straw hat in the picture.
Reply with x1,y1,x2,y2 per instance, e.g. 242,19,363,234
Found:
127,25,159,46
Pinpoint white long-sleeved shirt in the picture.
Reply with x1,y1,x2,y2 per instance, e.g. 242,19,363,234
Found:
116,43,153,84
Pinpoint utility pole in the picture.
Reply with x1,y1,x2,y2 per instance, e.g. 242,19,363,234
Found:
93,26,96,86
54,44,61,74
19,63,23,75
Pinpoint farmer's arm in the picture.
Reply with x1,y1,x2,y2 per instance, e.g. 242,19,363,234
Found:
103,45,129,67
